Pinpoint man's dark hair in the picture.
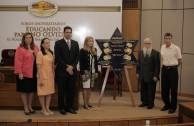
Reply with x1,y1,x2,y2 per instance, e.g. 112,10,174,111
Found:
64,26,72,32
164,33,173,38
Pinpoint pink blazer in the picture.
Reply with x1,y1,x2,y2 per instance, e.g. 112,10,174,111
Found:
14,45,39,78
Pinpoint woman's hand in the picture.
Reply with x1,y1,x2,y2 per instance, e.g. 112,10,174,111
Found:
82,74,87,81
95,73,98,79
39,82,44,86
19,73,23,80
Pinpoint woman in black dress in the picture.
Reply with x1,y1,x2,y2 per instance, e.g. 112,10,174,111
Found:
80,36,98,109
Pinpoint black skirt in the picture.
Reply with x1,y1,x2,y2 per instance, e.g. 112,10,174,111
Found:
16,61,37,93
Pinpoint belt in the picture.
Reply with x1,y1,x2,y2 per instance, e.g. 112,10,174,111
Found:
163,65,177,69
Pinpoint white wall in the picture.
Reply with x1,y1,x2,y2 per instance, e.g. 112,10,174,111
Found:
0,0,122,58
141,0,194,96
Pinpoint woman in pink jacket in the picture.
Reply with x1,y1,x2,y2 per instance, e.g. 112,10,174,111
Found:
14,32,39,115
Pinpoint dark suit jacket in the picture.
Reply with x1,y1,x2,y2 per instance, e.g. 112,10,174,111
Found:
54,38,79,77
79,48,98,75
136,49,160,83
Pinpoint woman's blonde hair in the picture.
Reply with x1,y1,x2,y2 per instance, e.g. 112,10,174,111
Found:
83,36,97,55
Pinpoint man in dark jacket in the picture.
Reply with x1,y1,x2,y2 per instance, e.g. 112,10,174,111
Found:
54,26,79,115
136,38,160,109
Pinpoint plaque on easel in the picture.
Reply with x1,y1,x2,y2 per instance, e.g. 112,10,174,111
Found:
96,28,138,107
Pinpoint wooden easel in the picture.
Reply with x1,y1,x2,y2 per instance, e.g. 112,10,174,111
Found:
98,65,136,107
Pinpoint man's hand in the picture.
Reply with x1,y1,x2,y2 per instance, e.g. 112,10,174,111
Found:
153,77,158,82
66,64,74,75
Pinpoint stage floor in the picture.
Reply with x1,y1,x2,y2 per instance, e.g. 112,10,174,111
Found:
0,91,187,123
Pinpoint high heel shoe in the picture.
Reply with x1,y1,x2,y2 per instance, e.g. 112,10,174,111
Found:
30,110,36,114
88,105,94,108
48,110,54,115
83,106,89,110
40,110,50,116
24,111,31,115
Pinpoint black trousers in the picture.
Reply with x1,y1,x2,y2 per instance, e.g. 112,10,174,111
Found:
140,79,157,107
161,66,178,110
57,75,76,111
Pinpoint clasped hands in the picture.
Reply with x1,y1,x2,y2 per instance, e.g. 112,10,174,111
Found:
66,64,74,75
81,73,98,81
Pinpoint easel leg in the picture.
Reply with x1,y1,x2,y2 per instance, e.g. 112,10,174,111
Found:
124,66,136,107
98,67,110,107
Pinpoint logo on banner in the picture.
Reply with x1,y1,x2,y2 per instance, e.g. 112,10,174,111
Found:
96,28,138,78
28,0,58,17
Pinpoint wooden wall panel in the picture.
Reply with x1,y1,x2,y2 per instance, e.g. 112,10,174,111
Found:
129,119,156,126
0,67,79,110
121,65,138,92
183,115,194,123
123,0,141,9
122,10,140,41
100,121,128,126
122,6,141,93
157,117,178,125
38,122,68,126
69,122,99,126
7,122,37,126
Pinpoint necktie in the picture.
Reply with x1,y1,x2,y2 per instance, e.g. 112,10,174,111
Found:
145,50,149,61
67,40,70,49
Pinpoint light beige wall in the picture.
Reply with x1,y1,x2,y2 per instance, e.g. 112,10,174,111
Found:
141,0,194,97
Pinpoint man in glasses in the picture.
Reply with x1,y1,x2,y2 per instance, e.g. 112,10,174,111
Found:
137,38,160,109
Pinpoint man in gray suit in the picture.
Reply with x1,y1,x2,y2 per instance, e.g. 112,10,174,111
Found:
137,38,160,109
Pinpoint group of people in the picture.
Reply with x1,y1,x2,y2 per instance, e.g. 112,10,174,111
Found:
137,33,182,114
14,26,99,116
14,26,181,116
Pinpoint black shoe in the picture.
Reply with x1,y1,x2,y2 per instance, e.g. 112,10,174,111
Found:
66,109,77,114
83,106,89,110
139,103,148,107
161,106,169,111
59,110,66,115
88,105,94,108
147,106,154,109
24,111,31,115
168,109,176,114
30,110,36,114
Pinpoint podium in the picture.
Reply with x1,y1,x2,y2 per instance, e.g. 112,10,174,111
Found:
0,66,79,110
98,65,136,107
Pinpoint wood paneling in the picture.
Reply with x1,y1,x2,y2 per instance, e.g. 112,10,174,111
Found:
39,122,68,126
69,122,99,126
122,65,138,92
157,117,178,125
129,119,156,126
100,121,128,126
179,102,194,123
123,0,141,9
0,67,79,110
7,122,37,126
122,8,141,92
122,10,140,41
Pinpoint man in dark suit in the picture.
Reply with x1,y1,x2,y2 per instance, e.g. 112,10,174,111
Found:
54,26,79,115
136,38,160,109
